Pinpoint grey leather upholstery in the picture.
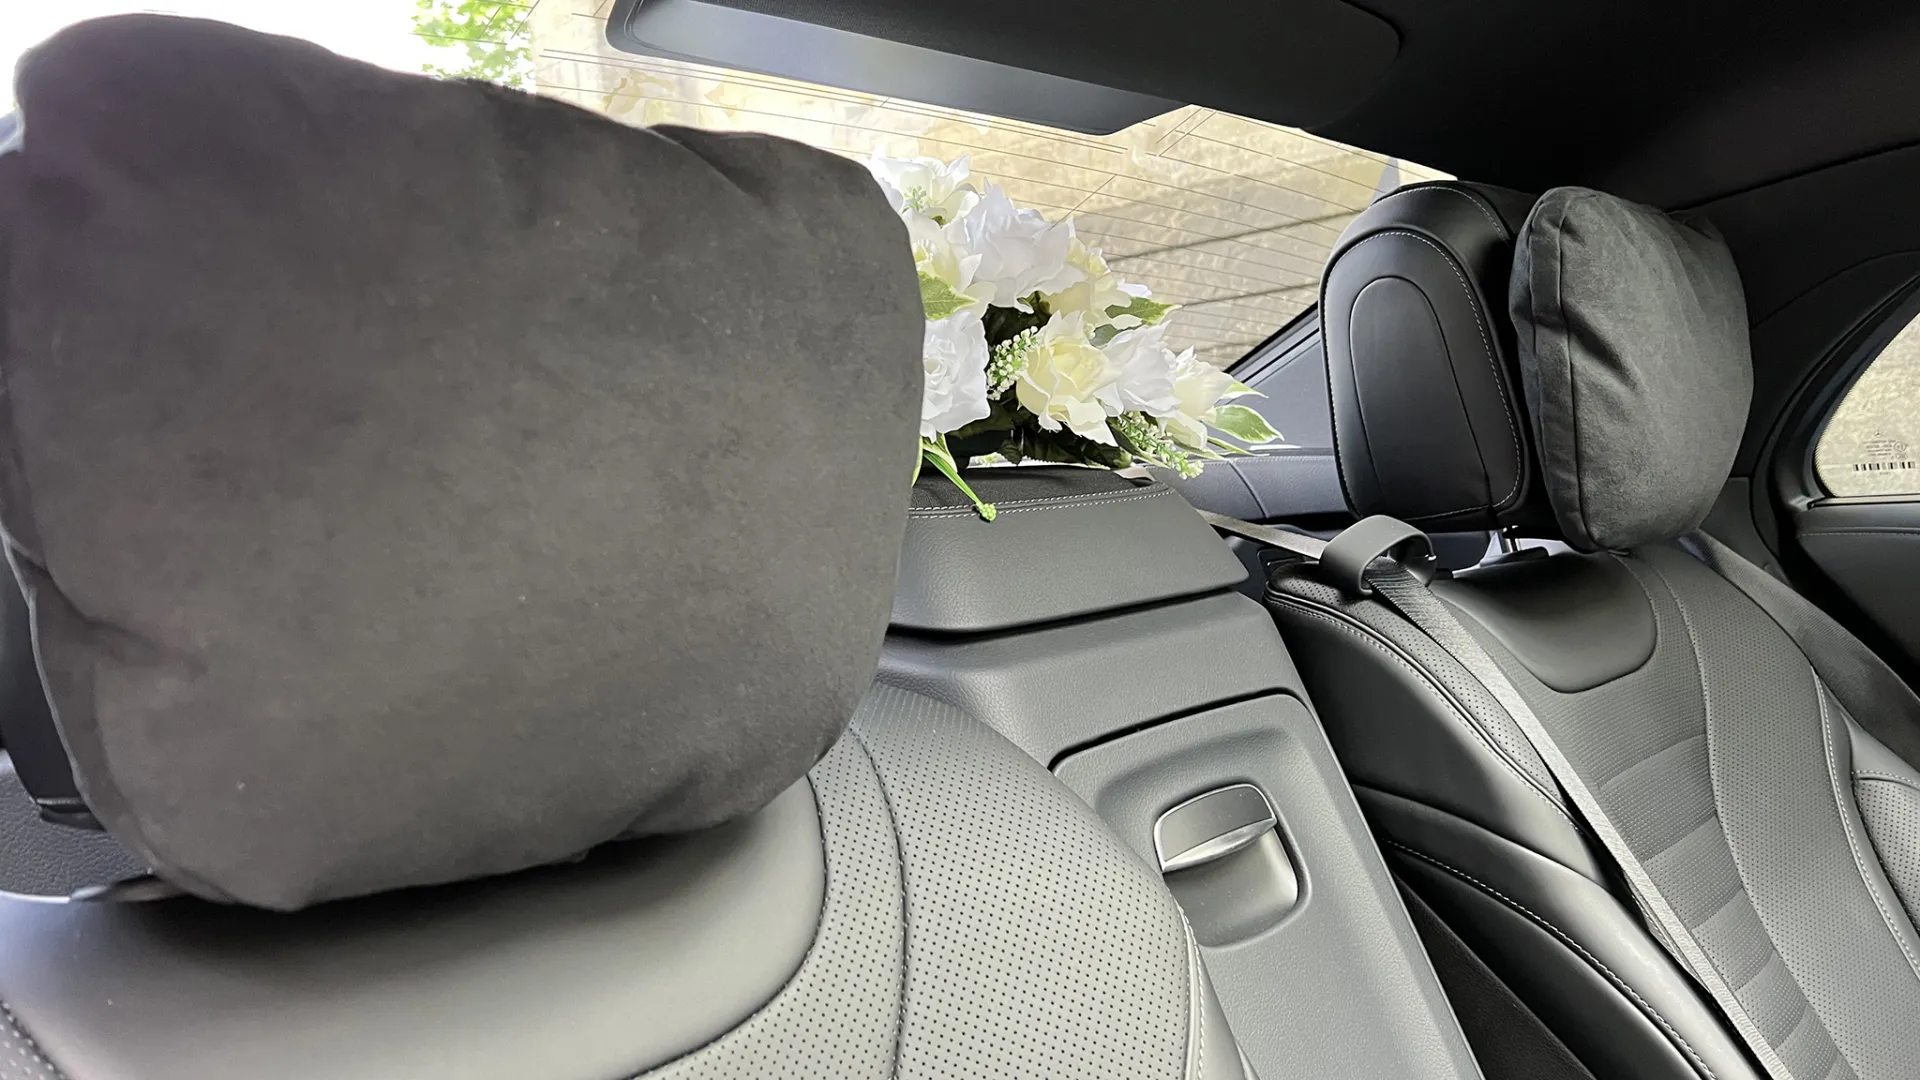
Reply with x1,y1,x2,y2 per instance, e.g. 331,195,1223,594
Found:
885,467,1485,1080
0,687,1252,1080
1278,181,1920,1080
1854,732,1920,930
640,687,1228,1080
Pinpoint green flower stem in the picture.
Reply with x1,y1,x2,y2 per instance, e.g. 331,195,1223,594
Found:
921,439,997,521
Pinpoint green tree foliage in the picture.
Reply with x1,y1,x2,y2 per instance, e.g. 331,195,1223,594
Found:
413,0,534,87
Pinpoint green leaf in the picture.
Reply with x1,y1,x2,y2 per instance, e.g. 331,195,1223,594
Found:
1207,436,1256,457
1215,377,1263,403
1209,404,1283,446
919,272,973,321
921,438,997,521
1105,294,1177,327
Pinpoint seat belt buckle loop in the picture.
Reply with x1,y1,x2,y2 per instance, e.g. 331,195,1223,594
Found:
1321,515,1436,597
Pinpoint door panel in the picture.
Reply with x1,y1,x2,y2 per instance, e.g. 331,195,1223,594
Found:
1781,286,1920,669
1795,500,1920,663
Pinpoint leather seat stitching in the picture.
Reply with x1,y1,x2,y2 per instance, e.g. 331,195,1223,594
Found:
1370,184,1510,239
1383,839,1723,1080
843,724,910,1079
1659,559,1862,1077
1853,771,1920,789
1852,776,1920,930
1368,228,1524,514
1658,559,1796,1029
1181,916,1206,1080
909,489,1172,519
1326,229,1519,521
1816,679,1920,987
1267,594,1577,829
912,482,1170,513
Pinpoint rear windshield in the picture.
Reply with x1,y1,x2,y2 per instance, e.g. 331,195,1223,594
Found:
8,1,1447,367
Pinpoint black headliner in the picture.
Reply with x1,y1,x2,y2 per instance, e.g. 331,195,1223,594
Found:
732,0,1920,207
1326,0,1920,209
1324,0,1920,473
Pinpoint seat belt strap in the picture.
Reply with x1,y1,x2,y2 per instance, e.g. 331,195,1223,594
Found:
1209,511,1796,1080
1200,511,1437,596
1197,511,1327,560
1682,529,1920,771
1361,563,1793,1080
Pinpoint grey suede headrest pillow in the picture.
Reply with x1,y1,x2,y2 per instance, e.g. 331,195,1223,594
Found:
0,15,921,909
1508,187,1752,552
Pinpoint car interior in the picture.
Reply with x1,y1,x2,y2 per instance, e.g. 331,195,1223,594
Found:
5,3,1920,1079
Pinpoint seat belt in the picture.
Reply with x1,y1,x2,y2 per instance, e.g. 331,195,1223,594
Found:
1199,511,1438,595
1683,529,1920,771
1212,511,1797,1080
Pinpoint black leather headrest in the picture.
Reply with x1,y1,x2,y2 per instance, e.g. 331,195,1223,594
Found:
0,15,921,910
1320,181,1556,535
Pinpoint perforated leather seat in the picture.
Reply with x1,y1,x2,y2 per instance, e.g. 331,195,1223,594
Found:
0,17,1251,1079
880,464,1485,1080
1273,180,1920,1080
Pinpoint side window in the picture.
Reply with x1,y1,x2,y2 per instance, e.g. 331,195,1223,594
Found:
1231,322,1333,450
1815,314,1920,497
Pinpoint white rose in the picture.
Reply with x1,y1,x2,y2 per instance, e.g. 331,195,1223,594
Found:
1165,348,1237,450
907,211,995,313
1095,322,1181,416
1014,313,1118,445
1043,239,1137,328
869,155,979,224
961,184,1085,305
921,313,992,439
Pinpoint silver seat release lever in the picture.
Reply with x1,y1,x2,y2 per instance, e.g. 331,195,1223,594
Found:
1153,784,1278,874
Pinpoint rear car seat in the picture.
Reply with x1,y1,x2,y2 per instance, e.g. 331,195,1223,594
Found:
882,465,1483,1078
1272,180,1920,1080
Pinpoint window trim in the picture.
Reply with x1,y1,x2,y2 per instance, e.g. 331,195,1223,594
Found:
1769,272,1920,514
1229,304,1320,383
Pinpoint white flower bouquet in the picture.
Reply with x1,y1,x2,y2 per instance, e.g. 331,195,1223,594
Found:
872,156,1283,520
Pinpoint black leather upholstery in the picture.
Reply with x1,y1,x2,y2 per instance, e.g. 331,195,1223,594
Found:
1284,181,1920,1080
1368,786,1761,1080
1321,181,1553,535
0,757,143,897
1272,560,1768,1080
894,468,1246,633
883,466,1486,1080
1430,554,1656,693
